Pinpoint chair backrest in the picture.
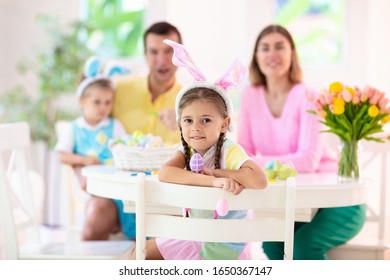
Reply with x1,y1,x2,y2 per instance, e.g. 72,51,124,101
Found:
55,120,90,241
1,122,135,260
135,173,296,260
0,122,40,259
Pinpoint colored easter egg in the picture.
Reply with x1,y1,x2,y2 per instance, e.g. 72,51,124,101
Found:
114,138,122,144
277,169,290,180
289,169,297,176
273,160,281,171
265,160,275,170
127,139,136,146
216,198,229,216
265,169,277,180
279,164,289,171
189,153,204,173
145,143,153,149
132,130,143,140
137,136,147,147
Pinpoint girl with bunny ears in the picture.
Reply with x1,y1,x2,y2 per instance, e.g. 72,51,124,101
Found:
141,40,268,260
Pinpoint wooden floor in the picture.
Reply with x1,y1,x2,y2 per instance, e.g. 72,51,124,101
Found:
327,222,389,260
1,225,389,260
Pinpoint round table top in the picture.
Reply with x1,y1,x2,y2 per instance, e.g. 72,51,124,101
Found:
82,165,368,209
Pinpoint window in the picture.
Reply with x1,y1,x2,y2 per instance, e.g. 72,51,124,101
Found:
80,0,146,58
275,0,345,65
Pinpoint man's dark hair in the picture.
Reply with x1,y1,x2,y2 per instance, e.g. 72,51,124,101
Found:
143,21,182,50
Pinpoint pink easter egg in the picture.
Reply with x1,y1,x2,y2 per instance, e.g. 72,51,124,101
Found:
189,153,204,173
216,198,229,216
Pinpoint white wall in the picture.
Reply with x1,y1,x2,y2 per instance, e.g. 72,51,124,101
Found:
366,0,390,93
1,0,389,96
147,0,274,81
0,0,79,95
0,0,79,226
145,0,390,94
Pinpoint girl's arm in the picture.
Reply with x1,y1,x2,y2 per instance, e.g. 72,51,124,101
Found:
159,151,235,188
58,151,101,167
203,159,268,189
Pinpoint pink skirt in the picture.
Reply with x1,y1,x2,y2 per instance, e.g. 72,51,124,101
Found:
156,238,252,260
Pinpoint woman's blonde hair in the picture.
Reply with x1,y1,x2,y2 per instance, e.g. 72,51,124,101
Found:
249,24,302,87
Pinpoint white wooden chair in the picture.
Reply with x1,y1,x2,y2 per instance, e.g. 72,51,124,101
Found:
0,122,134,259
55,120,89,241
134,173,296,260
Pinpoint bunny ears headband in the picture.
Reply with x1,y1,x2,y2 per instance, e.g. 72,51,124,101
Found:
163,39,247,131
76,56,130,99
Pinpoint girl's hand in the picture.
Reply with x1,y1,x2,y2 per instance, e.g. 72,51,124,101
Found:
212,177,244,195
202,167,214,176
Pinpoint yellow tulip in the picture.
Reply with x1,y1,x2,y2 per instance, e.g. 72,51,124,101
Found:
333,104,345,115
380,115,390,124
333,97,345,115
368,105,379,117
329,81,343,94
346,86,355,96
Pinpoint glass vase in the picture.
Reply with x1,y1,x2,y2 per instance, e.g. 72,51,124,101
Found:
337,140,360,182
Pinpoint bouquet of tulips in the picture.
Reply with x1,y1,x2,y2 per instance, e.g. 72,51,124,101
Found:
307,82,390,180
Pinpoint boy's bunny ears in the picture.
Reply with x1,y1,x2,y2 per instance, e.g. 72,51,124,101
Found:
163,39,247,131
76,56,130,99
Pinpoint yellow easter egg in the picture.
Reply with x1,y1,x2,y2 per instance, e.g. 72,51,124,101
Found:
132,130,143,140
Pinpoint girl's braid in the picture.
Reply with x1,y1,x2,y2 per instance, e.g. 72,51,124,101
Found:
214,133,225,169
180,126,191,170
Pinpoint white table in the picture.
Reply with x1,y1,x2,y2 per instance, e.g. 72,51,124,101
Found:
82,165,368,222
